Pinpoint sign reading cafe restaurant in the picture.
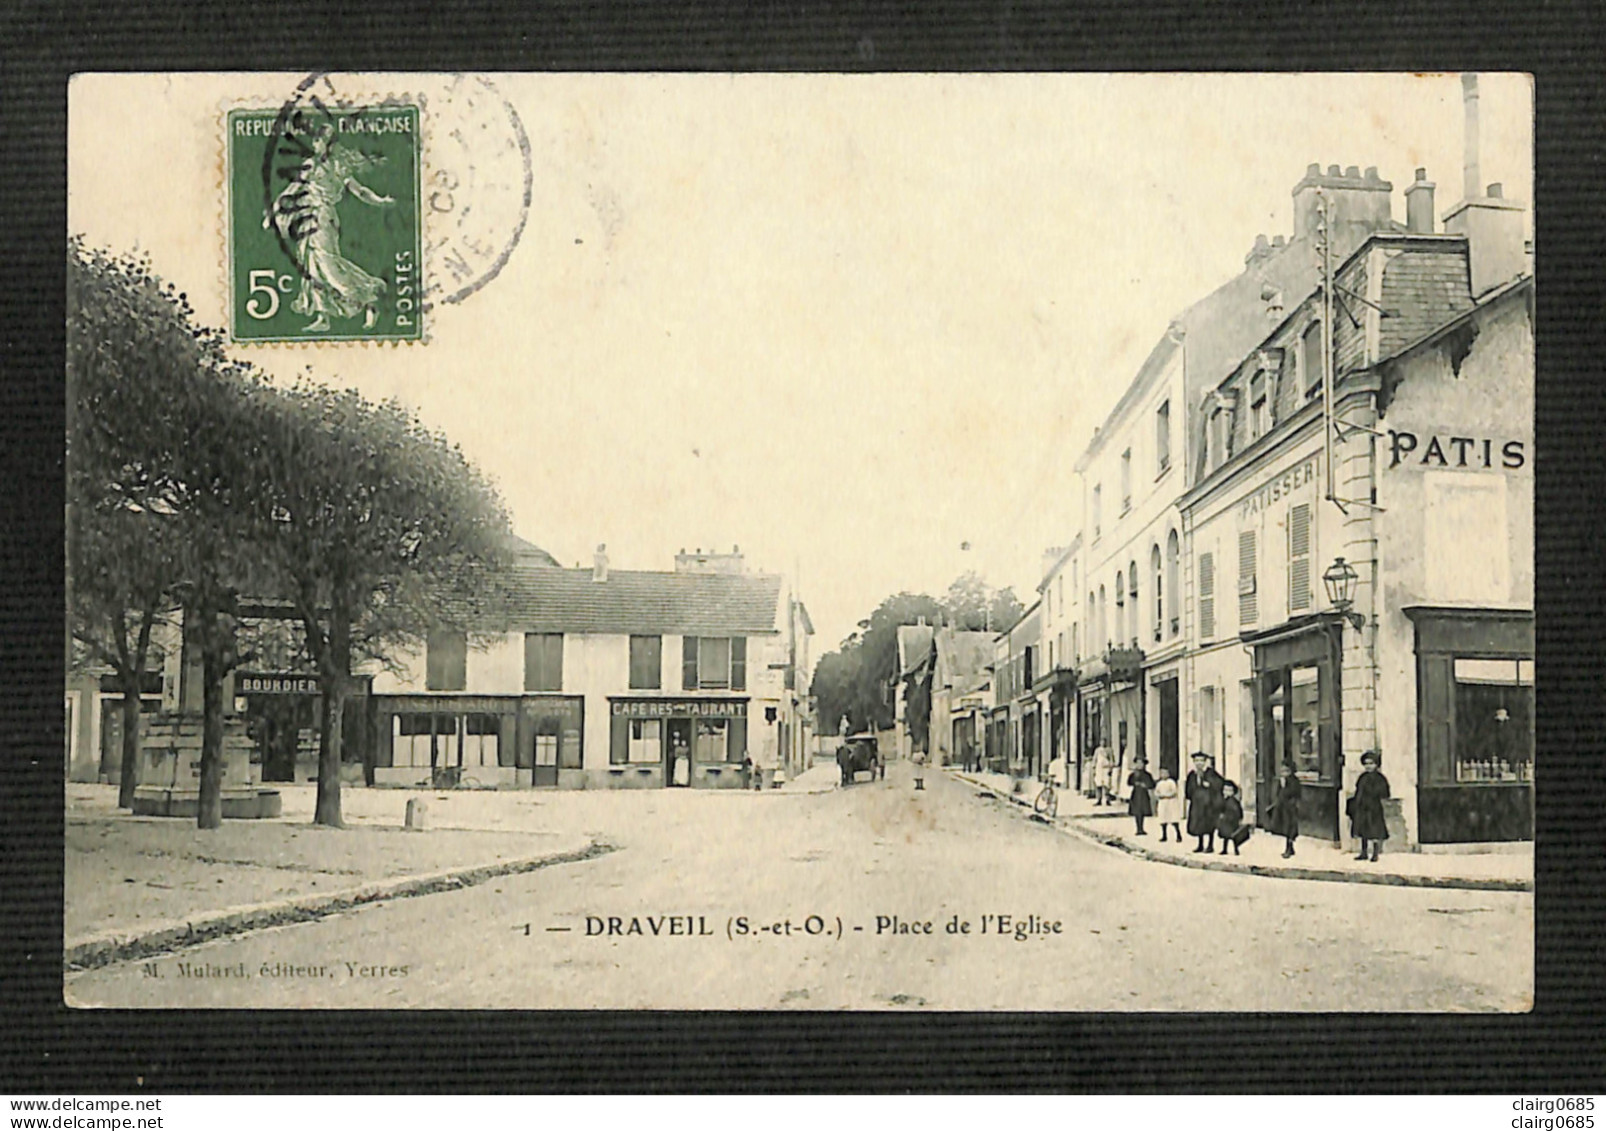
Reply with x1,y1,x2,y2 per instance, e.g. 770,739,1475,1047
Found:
611,699,747,719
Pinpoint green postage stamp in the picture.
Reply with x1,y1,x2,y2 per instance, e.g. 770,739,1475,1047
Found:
227,103,423,343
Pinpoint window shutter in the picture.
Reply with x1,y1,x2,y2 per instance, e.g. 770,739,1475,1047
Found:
1199,552,1215,639
731,637,747,691
1419,654,1454,784
1238,530,1258,625
609,715,629,765
682,636,699,690
427,631,467,691
1288,503,1312,612
729,715,748,764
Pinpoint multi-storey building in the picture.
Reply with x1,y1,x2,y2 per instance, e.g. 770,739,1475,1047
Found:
1035,537,1083,785
1182,138,1531,846
369,545,811,790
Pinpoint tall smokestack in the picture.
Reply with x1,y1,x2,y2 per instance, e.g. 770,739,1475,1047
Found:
1462,73,1481,202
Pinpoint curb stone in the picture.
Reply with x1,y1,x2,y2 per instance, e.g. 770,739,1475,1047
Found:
949,770,1532,894
65,837,613,972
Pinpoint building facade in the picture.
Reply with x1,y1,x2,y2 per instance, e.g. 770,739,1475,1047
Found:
1181,159,1531,846
368,546,809,790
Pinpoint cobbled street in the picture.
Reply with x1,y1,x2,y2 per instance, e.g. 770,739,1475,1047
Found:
65,763,1532,1011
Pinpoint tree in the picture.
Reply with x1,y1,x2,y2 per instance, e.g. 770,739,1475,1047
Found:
809,592,942,737
68,240,272,829
253,382,513,828
941,570,1025,633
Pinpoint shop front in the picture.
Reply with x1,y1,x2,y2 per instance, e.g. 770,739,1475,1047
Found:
1405,607,1533,843
608,697,750,789
1245,616,1344,842
238,670,374,784
1077,664,1107,795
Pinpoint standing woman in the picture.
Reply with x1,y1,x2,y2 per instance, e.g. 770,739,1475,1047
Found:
1267,759,1303,858
1092,742,1116,806
1349,750,1391,861
1184,752,1224,853
1126,756,1155,836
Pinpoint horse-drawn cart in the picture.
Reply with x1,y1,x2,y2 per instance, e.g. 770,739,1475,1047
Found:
835,735,883,785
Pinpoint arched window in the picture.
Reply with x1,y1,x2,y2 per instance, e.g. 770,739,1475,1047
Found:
1127,562,1139,646
1088,591,1096,656
1113,577,1124,648
1151,544,1164,644
1166,529,1180,637
1097,585,1107,650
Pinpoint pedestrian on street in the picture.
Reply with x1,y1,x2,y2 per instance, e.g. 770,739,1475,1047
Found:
1185,751,1224,853
1267,759,1303,858
1215,780,1246,855
1348,750,1391,861
1152,765,1183,842
1092,742,1116,807
1126,756,1155,836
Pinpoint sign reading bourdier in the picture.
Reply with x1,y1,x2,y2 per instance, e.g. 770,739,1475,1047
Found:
227,104,423,343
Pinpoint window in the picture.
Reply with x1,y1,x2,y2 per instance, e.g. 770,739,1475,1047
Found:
1092,485,1102,539
425,630,466,692
682,636,747,690
1127,562,1139,646
1166,529,1180,636
1288,502,1312,612
524,633,563,692
393,713,458,768
1120,449,1132,512
1451,658,1534,782
1238,529,1258,625
629,635,662,690
1096,585,1107,650
1250,372,1269,440
626,718,663,764
1113,578,1124,646
1302,321,1323,396
1156,400,1171,474
462,713,501,769
695,718,730,763
1198,551,1216,640
1151,545,1164,643
1198,685,1218,760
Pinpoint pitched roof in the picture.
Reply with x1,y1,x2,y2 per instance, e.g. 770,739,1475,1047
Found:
492,563,782,635
936,628,996,695
505,533,560,567
897,624,935,676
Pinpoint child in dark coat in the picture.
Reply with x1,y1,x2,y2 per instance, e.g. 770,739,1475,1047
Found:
1267,759,1302,858
1349,750,1391,861
1215,780,1246,855
1126,756,1155,836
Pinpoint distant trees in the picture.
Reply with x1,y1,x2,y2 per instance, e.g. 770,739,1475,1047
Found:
67,241,512,828
810,576,1024,742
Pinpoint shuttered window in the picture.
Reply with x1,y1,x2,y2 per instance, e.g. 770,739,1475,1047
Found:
426,631,467,691
629,635,662,690
731,637,747,691
1238,529,1258,626
682,636,699,690
523,633,563,692
1288,502,1312,612
1198,552,1215,640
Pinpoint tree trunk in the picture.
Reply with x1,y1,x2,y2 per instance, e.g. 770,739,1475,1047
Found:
197,620,225,830
117,684,142,809
313,610,350,828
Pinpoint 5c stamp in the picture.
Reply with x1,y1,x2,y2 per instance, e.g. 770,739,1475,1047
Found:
227,101,423,343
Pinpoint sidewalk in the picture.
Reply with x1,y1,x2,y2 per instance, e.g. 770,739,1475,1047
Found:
948,768,1532,892
65,783,601,969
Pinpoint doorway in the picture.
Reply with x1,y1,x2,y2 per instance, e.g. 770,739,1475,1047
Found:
532,721,559,787
665,718,692,787
1156,678,1179,781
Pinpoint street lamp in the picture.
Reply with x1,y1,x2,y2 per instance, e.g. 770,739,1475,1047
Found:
1322,556,1366,631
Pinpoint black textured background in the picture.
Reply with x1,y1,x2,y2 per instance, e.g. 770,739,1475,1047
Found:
3,0,1604,1095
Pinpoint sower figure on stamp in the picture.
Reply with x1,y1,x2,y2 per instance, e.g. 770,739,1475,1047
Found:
1185,751,1224,854
267,126,394,332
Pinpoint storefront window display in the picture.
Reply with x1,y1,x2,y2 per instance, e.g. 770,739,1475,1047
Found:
1452,658,1533,783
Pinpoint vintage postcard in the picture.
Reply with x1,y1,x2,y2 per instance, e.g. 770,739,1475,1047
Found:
64,72,1533,1010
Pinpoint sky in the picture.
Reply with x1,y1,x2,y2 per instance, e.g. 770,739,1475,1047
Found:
68,72,1532,654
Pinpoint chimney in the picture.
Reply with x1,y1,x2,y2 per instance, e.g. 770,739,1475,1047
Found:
1442,76,1527,297
1291,162,1394,260
592,543,609,582
1405,167,1436,233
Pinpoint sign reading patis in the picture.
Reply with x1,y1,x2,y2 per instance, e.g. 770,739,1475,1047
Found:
1239,457,1319,521
1386,430,1527,471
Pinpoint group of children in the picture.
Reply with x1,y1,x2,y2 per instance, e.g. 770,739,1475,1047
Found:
1113,750,1391,862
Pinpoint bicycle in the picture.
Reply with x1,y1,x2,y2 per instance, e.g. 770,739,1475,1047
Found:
1032,776,1059,819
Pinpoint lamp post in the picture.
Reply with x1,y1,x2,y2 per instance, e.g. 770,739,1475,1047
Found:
1321,556,1367,631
